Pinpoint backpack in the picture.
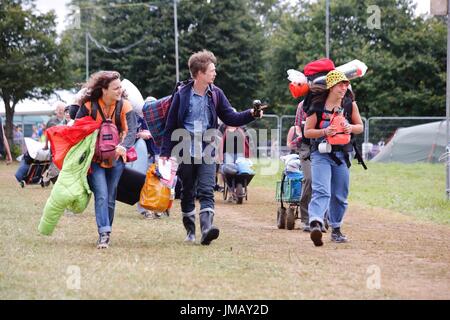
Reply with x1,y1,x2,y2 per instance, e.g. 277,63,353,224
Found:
142,79,218,148
295,101,309,145
311,96,367,169
326,108,351,145
301,58,336,116
91,100,123,162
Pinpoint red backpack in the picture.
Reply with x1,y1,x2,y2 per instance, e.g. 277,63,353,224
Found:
326,108,351,145
92,100,122,162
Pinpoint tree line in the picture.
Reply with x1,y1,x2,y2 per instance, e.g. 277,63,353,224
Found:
0,0,447,145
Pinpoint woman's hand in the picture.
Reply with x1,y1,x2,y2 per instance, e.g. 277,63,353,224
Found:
115,145,127,162
343,123,352,134
324,124,337,136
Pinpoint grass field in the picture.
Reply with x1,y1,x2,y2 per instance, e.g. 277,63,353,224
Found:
1,160,449,300
252,159,450,224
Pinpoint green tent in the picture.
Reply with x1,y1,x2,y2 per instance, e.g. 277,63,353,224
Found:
371,121,448,163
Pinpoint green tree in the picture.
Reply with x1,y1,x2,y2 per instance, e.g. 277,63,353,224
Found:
0,0,70,144
64,0,264,109
259,0,447,117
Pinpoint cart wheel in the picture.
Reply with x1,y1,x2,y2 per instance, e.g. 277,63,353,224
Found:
20,180,25,188
236,183,244,204
286,207,296,230
277,207,286,229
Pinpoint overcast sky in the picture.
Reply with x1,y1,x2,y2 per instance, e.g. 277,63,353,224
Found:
34,0,431,35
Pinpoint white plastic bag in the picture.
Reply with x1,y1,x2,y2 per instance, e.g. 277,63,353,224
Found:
286,69,307,84
121,79,145,116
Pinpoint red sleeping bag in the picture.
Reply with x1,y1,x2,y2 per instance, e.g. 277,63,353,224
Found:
46,116,101,170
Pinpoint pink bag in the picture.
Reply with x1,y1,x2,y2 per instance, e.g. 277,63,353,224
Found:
126,146,137,162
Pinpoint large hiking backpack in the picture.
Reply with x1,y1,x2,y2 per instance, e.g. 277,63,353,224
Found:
142,79,218,148
92,100,122,162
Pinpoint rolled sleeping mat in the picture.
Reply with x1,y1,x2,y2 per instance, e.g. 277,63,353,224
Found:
116,166,146,205
312,59,368,85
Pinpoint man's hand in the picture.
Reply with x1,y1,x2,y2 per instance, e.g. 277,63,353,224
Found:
251,108,264,118
251,100,267,118
159,156,168,165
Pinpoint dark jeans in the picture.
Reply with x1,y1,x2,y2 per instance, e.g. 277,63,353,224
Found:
15,159,30,182
178,158,216,215
298,143,312,223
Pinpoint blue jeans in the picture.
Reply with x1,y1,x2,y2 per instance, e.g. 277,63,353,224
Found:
15,159,30,182
88,160,125,234
308,151,349,229
178,158,215,215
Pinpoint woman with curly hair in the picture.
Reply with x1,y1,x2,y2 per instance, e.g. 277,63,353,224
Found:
76,71,137,249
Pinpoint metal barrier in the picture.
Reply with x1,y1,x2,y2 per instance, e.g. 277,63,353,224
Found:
364,116,446,144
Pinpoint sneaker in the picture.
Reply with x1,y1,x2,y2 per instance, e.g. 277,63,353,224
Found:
97,232,110,249
154,212,162,219
142,211,161,219
302,224,311,232
331,228,348,243
310,222,323,247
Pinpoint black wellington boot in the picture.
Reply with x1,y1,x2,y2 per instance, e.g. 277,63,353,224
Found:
200,211,219,245
182,214,196,243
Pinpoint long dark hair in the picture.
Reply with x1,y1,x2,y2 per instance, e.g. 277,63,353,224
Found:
310,87,355,110
79,71,122,105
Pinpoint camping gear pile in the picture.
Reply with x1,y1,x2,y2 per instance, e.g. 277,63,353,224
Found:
275,154,303,230
220,157,255,204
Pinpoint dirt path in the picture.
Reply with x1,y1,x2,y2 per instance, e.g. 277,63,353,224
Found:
1,163,448,299
213,186,450,299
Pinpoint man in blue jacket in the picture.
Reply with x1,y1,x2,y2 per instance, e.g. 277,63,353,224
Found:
160,49,263,245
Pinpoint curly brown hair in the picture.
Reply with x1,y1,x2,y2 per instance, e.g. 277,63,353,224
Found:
79,71,124,105
188,50,217,78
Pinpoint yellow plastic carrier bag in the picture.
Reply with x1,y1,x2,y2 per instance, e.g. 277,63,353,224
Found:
139,163,171,212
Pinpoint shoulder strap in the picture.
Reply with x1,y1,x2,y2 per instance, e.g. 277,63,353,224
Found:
171,78,193,96
114,99,123,132
343,96,353,124
91,100,99,121
95,101,108,121
92,99,123,130
210,85,218,109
